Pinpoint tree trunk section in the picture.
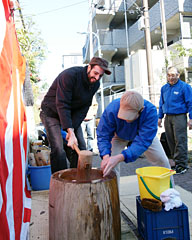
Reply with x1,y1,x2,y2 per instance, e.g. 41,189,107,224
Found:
49,169,121,240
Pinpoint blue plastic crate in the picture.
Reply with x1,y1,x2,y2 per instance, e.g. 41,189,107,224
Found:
136,196,190,240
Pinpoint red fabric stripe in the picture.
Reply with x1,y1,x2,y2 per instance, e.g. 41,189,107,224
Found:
0,25,13,119
25,181,31,199
2,0,10,20
23,208,31,223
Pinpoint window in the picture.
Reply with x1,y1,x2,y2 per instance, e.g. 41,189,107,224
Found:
183,16,192,38
188,71,192,84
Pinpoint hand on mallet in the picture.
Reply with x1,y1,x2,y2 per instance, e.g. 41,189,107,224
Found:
66,128,78,149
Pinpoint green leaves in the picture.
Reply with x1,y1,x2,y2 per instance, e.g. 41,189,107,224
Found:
15,17,47,83
170,43,192,59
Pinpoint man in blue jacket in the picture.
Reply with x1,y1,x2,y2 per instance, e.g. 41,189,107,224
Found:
158,66,192,174
97,90,171,183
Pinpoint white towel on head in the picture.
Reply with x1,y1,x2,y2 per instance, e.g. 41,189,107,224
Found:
160,188,182,211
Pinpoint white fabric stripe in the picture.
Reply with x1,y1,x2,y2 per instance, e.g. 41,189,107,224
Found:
5,85,15,239
21,190,31,240
0,0,6,54
16,66,30,239
18,70,31,234
16,69,21,135
24,197,31,211
20,222,29,240
16,66,29,239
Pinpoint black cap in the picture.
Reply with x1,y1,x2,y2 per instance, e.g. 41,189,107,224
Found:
89,57,111,75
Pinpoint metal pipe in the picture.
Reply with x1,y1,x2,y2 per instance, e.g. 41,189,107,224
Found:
159,0,168,67
123,0,130,57
89,0,93,59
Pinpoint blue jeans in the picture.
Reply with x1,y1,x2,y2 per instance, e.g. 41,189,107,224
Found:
40,110,86,174
81,118,95,151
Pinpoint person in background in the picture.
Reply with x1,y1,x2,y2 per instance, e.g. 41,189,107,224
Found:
96,90,172,185
158,66,192,174
81,95,98,152
40,57,111,174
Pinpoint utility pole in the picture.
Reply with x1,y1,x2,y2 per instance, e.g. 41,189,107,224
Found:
159,0,168,68
142,0,154,103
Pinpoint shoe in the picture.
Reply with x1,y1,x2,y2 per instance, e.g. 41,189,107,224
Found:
175,166,187,175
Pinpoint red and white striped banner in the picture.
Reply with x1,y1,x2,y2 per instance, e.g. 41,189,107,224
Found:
0,0,31,239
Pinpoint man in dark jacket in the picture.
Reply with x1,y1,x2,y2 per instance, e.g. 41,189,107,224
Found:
40,57,111,174
158,66,192,174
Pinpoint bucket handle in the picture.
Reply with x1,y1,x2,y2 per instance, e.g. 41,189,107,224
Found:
158,171,175,178
140,176,161,200
139,176,173,201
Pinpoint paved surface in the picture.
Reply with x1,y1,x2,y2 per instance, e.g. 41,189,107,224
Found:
174,166,192,192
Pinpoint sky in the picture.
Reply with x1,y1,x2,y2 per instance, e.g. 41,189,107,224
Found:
20,0,89,85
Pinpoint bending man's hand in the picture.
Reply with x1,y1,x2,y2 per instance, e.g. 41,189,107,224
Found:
101,154,124,177
188,119,192,130
158,119,162,127
101,155,110,172
66,128,78,149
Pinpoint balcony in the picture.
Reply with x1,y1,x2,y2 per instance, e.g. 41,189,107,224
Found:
82,29,127,62
128,0,181,52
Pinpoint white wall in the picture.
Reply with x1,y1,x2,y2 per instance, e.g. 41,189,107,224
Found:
124,49,166,106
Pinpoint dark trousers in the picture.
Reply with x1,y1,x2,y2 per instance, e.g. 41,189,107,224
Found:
40,111,86,174
164,114,188,168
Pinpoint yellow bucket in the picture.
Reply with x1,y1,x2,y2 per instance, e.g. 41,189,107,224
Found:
136,166,176,200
